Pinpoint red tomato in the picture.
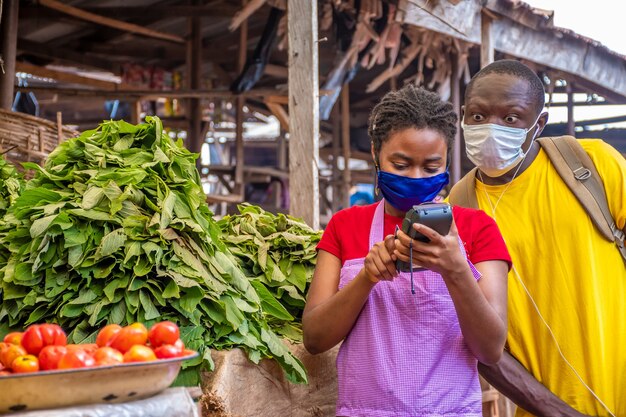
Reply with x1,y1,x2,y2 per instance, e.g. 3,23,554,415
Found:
96,324,122,348
110,323,148,353
80,343,99,355
148,321,180,348
0,342,9,359
0,370,11,376
11,355,39,373
38,345,68,371
21,324,67,355
153,339,184,359
93,347,124,366
181,349,196,357
123,345,157,363
3,332,23,345
57,349,95,369
1,344,27,369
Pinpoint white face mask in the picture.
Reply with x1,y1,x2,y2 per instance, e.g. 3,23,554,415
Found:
462,116,540,177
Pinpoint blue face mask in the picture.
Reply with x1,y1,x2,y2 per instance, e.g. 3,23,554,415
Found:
377,170,450,212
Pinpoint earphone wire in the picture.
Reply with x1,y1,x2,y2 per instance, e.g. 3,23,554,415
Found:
509,264,616,417
479,168,616,417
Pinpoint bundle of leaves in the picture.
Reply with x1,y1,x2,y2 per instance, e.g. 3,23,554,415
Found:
0,156,24,265
0,117,306,385
0,155,23,216
218,204,321,341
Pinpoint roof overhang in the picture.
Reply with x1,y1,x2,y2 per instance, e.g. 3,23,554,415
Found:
397,0,626,103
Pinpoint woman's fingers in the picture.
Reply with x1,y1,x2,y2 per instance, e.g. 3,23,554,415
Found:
365,236,398,281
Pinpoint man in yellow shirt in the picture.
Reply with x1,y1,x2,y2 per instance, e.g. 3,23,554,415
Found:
451,60,626,417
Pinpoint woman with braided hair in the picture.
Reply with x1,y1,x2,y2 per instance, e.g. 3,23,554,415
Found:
303,84,511,417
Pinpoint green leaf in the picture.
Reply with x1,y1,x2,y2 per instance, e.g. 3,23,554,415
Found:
30,214,58,238
139,290,161,320
81,186,105,210
250,280,293,321
96,229,127,258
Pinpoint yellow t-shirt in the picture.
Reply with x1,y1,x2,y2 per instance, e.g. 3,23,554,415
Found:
474,139,626,417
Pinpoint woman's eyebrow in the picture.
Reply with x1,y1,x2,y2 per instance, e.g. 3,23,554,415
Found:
389,152,412,161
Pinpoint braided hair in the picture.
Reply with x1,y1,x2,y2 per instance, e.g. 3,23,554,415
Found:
465,59,545,114
368,84,457,163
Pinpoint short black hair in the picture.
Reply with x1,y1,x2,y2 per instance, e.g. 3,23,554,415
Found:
368,84,457,161
465,59,545,114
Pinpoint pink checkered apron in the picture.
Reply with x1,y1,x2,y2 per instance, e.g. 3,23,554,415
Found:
336,201,483,417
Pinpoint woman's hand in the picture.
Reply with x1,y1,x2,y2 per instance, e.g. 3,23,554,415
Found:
393,219,469,279
362,234,399,283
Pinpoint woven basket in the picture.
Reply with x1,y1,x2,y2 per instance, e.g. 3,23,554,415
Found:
0,109,78,168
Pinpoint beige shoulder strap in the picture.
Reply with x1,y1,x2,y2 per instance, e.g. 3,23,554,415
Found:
448,167,480,209
537,136,626,262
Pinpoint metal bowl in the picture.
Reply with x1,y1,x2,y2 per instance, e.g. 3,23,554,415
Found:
0,351,198,414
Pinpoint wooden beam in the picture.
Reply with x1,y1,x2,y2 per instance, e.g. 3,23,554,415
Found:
331,105,341,213
18,39,119,73
266,95,289,105
450,50,462,184
15,62,131,91
73,41,183,61
480,11,494,69
21,4,238,19
15,86,289,100
288,0,320,229
264,64,289,78
37,0,185,44
566,82,575,136
276,134,287,208
186,6,203,169
341,85,351,210
235,0,248,188
265,101,289,131
0,0,20,109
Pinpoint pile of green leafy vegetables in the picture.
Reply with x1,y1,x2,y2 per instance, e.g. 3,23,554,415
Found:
0,117,314,385
0,155,23,216
218,204,321,341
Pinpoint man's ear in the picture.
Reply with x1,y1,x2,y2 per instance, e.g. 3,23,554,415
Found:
536,111,549,137
460,105,466,124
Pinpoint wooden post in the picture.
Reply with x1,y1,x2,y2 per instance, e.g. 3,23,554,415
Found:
56,112,63,144
130,101,142,124
480,11,494,69
450,51,462,184
331,105,341,213
0,0,19,110
341,84,351,210
235,0,247,189
186,5,203,169
566,82,575,137
276,134,287,209
288,0,320,229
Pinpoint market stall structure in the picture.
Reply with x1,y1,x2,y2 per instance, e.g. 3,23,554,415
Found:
3,0,626,416
6,0,626,226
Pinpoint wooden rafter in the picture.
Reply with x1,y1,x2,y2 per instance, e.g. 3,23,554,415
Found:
15,62,137,91
264,101,289,131
37,0,185,44
18,39,119,73
21,4,239,19
16,86,290,100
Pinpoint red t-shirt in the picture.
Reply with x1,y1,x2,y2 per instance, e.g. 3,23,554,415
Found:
318,203,512,268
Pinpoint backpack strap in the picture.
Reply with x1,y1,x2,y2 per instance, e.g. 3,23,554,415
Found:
448,167,480,209
537,136,626,262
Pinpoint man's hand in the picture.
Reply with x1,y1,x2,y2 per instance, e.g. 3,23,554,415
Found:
479,351,594,417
